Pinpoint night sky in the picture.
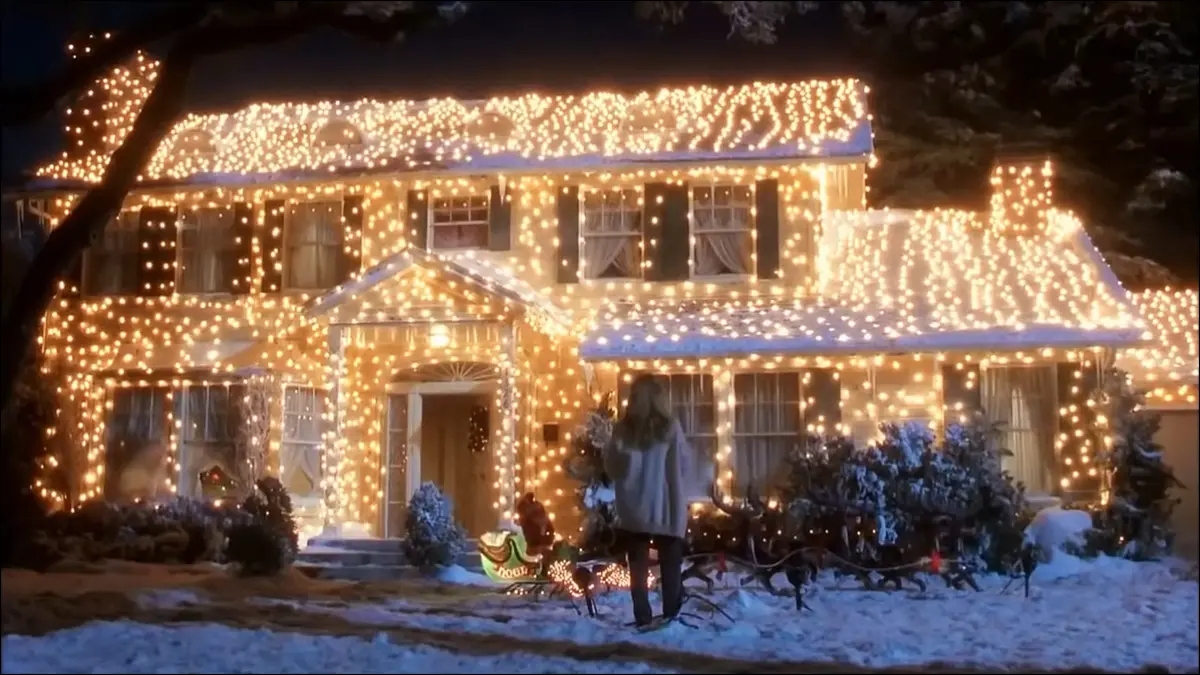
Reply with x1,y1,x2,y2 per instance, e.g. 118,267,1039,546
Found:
1,0,848,180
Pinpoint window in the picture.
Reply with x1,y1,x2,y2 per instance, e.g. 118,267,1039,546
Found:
430,195,489,249
733,372,802,493
178,384,243,499
285,200,343,290
582,189,642,279
980,366,1056,494
84,210,140,295
105,386,170,502
282,387,324,500
178,207,237,293
692,184,752,276
619,372,716,496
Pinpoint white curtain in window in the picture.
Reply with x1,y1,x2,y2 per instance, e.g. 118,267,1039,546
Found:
179,208,234,293
982,367,1055,494
693,205,751,275
281,388,323,499
733,374,800,493
86,212,139,294
108,388,169,501
179,385,240,497
287,202,342,289
583,194,641,278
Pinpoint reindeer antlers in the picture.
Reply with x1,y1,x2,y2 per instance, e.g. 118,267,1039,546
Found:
709,481,766,518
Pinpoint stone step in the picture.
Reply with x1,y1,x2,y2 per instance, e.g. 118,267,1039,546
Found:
297,549,407,567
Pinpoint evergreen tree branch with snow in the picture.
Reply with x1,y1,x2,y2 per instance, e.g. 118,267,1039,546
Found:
403,482,468,569
563,394,618,558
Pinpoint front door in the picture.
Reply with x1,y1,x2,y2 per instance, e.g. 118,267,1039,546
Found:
419,393,493,537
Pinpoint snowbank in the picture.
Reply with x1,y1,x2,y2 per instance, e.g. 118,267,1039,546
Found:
1,621,675,674
434,565,501,587
1025,506,1094,559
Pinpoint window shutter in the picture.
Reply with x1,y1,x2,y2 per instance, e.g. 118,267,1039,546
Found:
406,189,428,250
754,179,780,280
941,364,982,428
644,182,690,282
803,368,842,435
260,199,285,293
1056,362,1099,494
556,185,580,283
230,202,255,295
137,206,176,296
488,184,513,251
341,194,365,282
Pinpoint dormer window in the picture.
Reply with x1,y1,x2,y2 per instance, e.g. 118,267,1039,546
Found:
315,120,363,148
175,129,215,156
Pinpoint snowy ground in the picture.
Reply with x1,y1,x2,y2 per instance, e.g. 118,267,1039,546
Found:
3,555,1198,674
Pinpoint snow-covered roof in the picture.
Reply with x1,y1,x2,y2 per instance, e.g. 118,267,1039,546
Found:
307,247,573,333
1117,288,1199,388
580,208,1144,360
34,63,872,188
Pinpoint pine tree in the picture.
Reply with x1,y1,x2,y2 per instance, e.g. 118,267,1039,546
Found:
1090,369,1182,559
403,482,468,568
563,394,618,558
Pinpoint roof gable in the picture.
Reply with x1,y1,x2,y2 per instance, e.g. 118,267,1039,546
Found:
308,248,572,333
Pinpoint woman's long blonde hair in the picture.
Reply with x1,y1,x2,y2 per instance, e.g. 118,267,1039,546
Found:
618,375,674,448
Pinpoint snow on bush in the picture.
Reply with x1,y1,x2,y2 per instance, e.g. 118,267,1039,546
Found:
1024,507,1093,561
785,421,1029,572
402,482,468,568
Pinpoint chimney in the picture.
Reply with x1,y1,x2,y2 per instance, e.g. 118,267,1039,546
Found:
988,156,1055,235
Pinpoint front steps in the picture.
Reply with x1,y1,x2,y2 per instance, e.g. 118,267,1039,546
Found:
296,536,483,582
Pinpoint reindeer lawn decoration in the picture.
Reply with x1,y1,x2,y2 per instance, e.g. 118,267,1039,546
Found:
685,483,821,611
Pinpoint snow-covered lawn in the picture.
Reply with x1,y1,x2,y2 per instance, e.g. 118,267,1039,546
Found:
3,555,1198,673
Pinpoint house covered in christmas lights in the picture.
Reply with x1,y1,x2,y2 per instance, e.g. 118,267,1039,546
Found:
14,51,1197,542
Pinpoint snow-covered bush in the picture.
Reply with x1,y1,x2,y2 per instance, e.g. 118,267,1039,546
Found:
563,394,618,557
783,421,1029,572
227,477,299,575
402,482,468,568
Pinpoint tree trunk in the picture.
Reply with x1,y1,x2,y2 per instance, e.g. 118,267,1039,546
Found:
0,47,197,435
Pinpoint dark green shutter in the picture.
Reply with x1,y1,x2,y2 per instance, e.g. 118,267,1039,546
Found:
941,364,982,428
1056,362,1099,496
556,185,580,283
137,206,176,296
488,184,513,251
755,179,780,280
341,195,365,282
803,368,842,434
406,189,428,250
260,199,285,293
230,202,255,295
644,182,689,282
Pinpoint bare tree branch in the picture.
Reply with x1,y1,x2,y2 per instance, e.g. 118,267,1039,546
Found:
0,2,211,127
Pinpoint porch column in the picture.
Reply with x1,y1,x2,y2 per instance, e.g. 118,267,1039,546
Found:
497,322,518,528
321,325,348,532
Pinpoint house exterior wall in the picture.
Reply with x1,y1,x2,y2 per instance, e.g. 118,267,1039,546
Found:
1151,407,1199,560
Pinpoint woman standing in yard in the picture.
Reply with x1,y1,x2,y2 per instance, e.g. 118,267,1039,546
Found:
604,374,694,628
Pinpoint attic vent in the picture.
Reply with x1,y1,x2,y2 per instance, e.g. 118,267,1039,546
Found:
175,128,215,155
315,119,364,147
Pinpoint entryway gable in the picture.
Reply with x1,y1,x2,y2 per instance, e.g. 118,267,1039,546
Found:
306,247,572,332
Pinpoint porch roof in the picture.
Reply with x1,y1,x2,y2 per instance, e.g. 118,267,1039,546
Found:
580,208,1146,361
1116,288,1199,387
306,247,573,333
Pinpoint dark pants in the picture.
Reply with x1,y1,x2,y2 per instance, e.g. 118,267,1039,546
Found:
619,529,684,625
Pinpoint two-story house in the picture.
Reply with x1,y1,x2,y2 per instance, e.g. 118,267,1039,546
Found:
20,52,1158,542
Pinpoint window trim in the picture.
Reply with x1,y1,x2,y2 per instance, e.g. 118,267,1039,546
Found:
282,197,345,293
688,181,756,281
427,193,491,251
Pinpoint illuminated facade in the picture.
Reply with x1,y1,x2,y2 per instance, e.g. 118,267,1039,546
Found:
20,51,1194,541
